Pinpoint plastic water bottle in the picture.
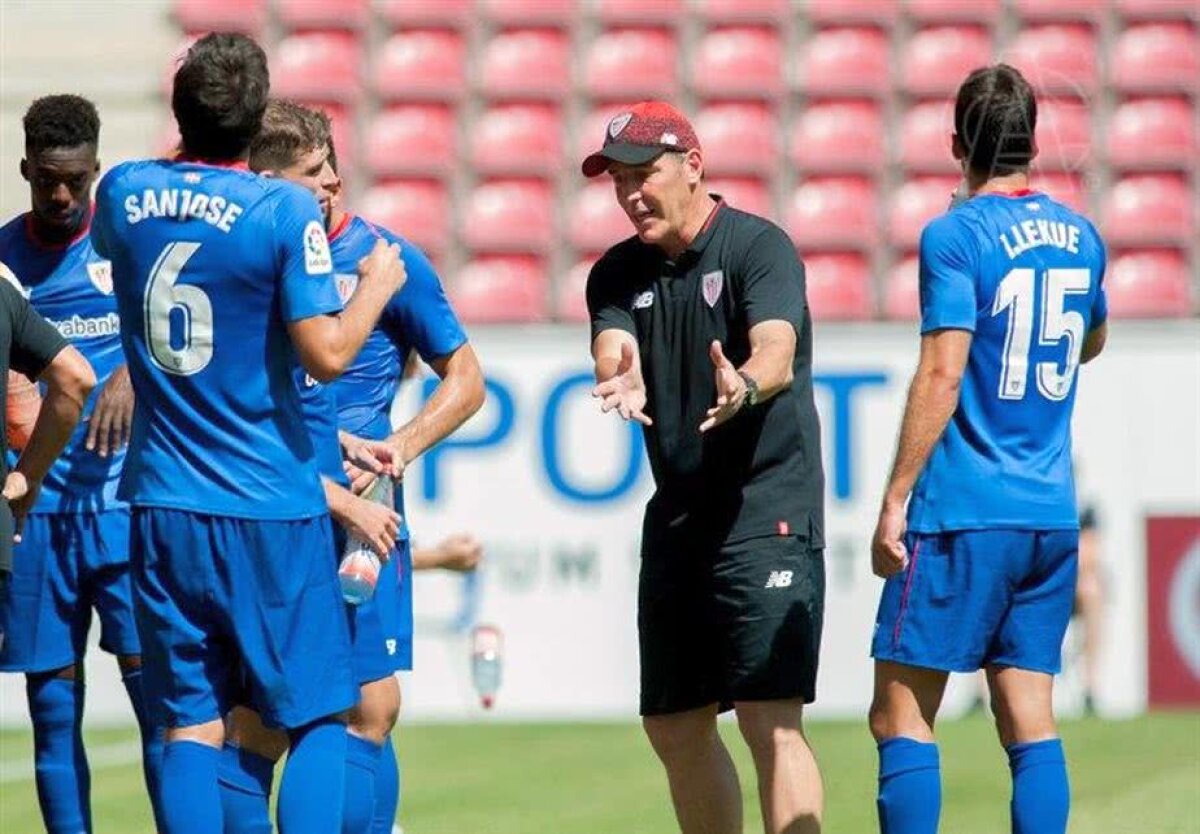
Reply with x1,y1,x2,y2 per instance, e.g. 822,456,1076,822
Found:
338,476,395,605
470,624,503,709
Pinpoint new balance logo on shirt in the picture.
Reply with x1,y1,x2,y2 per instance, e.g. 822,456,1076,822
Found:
764,570,793,589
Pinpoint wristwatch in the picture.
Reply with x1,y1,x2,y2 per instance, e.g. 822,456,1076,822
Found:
738,371,759,409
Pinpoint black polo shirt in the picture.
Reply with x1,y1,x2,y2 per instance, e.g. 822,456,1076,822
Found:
587,202,825,547
0,274,69,571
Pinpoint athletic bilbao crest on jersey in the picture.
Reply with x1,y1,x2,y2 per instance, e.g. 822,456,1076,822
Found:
334,273,358,302
608,112,633,139
303,220,333,274
702,270,724,308
87,260,113,295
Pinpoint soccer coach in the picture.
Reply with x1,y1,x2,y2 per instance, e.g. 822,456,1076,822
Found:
583,102,826,834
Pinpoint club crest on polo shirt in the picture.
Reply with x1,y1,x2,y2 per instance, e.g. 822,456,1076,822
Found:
87,260,113,295
608,112,633,139
702,270,724,307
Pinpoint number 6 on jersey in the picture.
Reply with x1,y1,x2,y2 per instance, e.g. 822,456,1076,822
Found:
145,241,213,375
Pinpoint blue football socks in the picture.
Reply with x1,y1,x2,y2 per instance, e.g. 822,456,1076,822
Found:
876,737,941,834
277,718,347,833
217,742,275,834
371,736,399,834
160,740,222,833
343,732,384,834
121,665,165,828
1008,738,1069,834
26,674,91,834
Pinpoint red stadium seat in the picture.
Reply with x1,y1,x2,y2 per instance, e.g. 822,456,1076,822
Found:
1029,172,1087,213
904,0,1001,22
595,0,685,24
1005,24,1098,94
694,0,791,22
451,256,549,323
480,29,571,100
1034,97,1092,172
461,179,556,252
887,177,959,249
316,103,356,178
785,177,879,249
803,252,874,320
377,0,472,27
692,27,784,99
173,0,263,35
1116,0,1200,19
708,178,774,219
472,104,563,176
1101,174,1194,245
1109,97,1197,169
902,27,993,96
375,30,466,102
558,256,599,324
585,29,677,101
271,33,360,102
792,100,885,174
359,180,450,253
1112,23,1199,92
1106,249,1194,317
569,181,633,252
807,0,898,24
275,0,369,31
1011,0,1101,21
480,0,577,26
898,100,958,173
798,27,890,96
883,253,920,321
694,103,779,176
366,105,456,178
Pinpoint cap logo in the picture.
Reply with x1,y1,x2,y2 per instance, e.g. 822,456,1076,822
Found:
661,132,678,146
608,112,633,139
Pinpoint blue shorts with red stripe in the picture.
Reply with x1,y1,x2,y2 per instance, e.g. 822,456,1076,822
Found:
871,529,1078,674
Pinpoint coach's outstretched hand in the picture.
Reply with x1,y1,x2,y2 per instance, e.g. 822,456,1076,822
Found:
871,502,909,578
357,239,407,295
85,363,134,457
699,340,747,433
592,341,652,426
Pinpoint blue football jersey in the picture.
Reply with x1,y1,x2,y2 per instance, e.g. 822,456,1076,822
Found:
327,215,468,535
296,366,348,489
908,191,1108,532
90,159,343,520
0,214,127,513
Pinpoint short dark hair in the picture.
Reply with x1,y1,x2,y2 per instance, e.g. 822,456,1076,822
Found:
248,99,332,172
23,95,100,153
954,64,1037,177
172,32,270,161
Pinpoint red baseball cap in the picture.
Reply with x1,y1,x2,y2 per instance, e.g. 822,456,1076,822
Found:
581,101,701,178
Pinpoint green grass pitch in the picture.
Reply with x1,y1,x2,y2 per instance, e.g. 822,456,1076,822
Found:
1,713,1196,832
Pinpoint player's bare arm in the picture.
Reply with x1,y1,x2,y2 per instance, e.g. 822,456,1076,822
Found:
384,344,485,477
288,238,406,382
872,328,972,578
1081,320,1107,364
6,344,95,536
6,370,40,449
321,476,399,558
84,362,133,458
700,319,796,433
411,532,484,572
591,329,652,426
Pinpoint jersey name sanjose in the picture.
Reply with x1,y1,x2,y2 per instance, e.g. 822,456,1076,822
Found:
122,188,244,233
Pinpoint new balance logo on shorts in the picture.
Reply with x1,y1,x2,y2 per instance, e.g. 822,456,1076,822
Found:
764,570,793,589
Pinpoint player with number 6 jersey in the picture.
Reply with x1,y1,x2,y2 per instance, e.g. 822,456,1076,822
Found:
868,64,1108,834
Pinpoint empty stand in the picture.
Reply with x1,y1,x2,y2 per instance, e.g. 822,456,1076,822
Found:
1029,172,1087,213
359,180,450,253
366,105,456,178
568,181,632,253
905,0,1001,22
1108,97,1197,169
803,252,875,320
1005,24,1098,94
377,0,472,27
786,177,879,249
1112,22,1199,92
902,26,994,95
1011,0,1101,21
1102,174,1194,245
595,0,685,24
791,100,885,173
275,0,369,31
584,29,677,100
172,0,263,35
798,27,890,95
883,253,920,320
898,100,957,173
480,0,577,26
479,29,571,100
271,32,360,102
694,0,792,23
692,26,784,99
374,30,466,101
707,178,774,219
806,0,898,24
1107,249,1194,317
452,256,549,323
887,177,960,249
694,103,778,176
557,256,600,324
1035,97,1092,172
461,179,556,252
472,104,563,176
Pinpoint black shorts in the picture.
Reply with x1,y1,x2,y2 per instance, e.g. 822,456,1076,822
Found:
637,527,825,716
